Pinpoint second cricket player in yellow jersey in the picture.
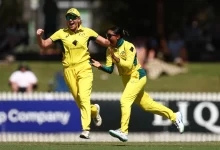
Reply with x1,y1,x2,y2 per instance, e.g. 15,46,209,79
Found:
91,26,184,142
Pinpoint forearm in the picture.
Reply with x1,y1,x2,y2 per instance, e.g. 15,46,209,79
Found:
37,36,45,49
98,65,114,74
37,36,53,49
103,39,110,47
112,55,120,63
96,36,110,47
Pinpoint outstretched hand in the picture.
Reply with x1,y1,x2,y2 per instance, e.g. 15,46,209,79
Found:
91,59,102,68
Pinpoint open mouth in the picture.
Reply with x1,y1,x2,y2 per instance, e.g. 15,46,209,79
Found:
69,21,75,28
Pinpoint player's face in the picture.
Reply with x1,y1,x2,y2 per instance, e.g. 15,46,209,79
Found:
66,14,80,31
106,30,119,47
20,67,26,72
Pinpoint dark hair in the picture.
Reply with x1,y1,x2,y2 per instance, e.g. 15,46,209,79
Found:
17,63,30,71
109,26,129,38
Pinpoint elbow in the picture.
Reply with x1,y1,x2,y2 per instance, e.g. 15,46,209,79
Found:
108,71,113,74
40,42,49,49
41,45,47,49
38,43,46,49
105,69,113,74
38,40,49,49
106,72,113,74
41,41,48,49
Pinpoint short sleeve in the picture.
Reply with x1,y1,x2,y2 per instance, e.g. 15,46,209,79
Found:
27,71,38,84
50,29,62,41
9,71,18,82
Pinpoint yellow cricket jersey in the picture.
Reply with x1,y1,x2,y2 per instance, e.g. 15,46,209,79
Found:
50,25,98,67
100,39,144,76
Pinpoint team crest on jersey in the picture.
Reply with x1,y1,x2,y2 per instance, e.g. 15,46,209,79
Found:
65,34,69,38
72,40,78,46
120,51,126,57
130,47,134,52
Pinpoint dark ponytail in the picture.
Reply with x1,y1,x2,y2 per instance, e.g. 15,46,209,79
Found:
122,29,129,37
109,26,129,38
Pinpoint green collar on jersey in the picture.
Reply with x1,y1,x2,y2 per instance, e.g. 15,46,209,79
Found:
117,38,124,48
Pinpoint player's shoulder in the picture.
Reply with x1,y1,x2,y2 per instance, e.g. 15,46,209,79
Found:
52,28,71,38
9,71,22,79
124,40,135,51
83,27,97,34
59,28,70,33
26,71,36,75
11,70,21,75
124,40,134,46
82,27,92,31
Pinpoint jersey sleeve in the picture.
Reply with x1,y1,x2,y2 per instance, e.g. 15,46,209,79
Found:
118,43,136,70
98,48,114,74
86,28,99,41
27,71,38,84
50,29,62,41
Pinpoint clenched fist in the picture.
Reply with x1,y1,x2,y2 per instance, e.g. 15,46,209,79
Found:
36,29,44,36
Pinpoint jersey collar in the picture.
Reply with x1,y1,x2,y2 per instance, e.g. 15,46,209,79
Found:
78,25,84,31
68,25,84,34
117,38,124,48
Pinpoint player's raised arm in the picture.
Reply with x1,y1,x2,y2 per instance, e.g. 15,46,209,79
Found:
36,29,53,49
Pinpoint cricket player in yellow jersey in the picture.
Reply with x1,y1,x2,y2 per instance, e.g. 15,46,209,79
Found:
36,8,110,139
92,26,184,142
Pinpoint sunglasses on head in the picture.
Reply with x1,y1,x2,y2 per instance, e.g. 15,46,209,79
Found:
66,14,78,21
106,33,117,39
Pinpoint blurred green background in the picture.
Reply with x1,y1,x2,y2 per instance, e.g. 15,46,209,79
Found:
1,62,220,92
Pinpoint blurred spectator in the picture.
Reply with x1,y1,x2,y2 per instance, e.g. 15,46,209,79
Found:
184,20,203,42
145,49,188,80
43,0,59,38
167,32,187,66
133,37,148,69
135,46,147,69
9,63,38,93
134,36,188,80
158,37,172,61
184,20,204,61
147,35,159,53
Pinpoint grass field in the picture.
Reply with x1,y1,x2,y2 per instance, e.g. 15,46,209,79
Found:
1,142,220,150
0,61,220,92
